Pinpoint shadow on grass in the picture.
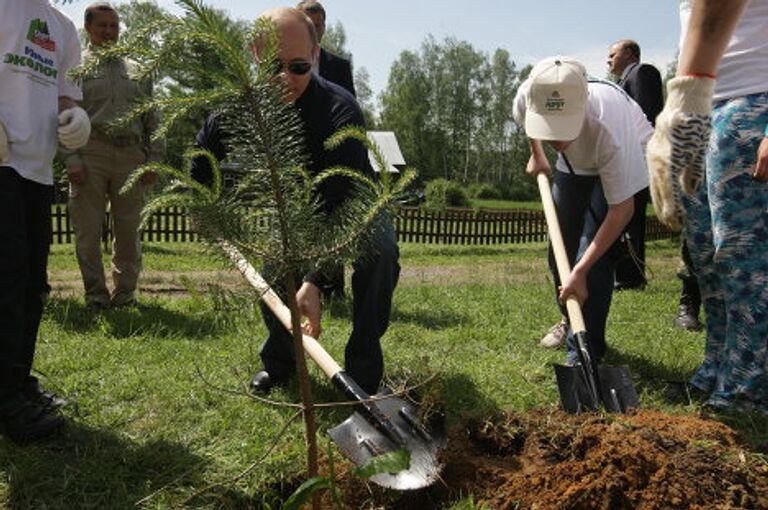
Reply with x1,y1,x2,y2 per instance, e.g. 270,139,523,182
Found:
324,297,466,331
604,347,691,394
310,370,502,435
44,297,231,340
389,305,466,330
0,422,221,509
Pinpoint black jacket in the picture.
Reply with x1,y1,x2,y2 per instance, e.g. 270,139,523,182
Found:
318,48,356,97
190,75,371,285
620,62,663,126
191,74,370,210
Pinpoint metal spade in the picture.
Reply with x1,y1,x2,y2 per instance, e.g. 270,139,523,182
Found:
537,174,640,414
223,243,444,489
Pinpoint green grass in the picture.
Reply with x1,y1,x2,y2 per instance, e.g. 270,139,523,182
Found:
469,199,541,210
48,242,222,272
2,238,765,509
468,199,657,216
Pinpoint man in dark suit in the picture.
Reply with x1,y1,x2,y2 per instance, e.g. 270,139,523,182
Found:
192,7,398,395
607,40,663,291
297,1,356,97
296,1,357,298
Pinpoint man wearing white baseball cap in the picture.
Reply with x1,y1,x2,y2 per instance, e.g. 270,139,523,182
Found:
513,56,653,364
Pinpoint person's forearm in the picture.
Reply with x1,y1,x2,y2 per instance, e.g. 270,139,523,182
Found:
678,0,748,76
529,138,547,162
573,198,634,275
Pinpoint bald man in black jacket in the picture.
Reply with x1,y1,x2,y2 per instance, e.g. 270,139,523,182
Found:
607,40,663,291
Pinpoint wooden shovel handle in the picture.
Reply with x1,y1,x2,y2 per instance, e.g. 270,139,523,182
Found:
221,242,343,379
536,173,587,333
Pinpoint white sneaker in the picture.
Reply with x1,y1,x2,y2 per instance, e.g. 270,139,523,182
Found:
539,318,569,348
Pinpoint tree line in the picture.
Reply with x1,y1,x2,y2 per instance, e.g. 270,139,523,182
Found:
102,1,538,200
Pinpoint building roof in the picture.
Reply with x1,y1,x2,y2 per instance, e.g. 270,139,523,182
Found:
367,131,405,173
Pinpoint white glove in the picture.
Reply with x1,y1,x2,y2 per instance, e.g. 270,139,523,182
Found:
58,106,91,149
646,76,715,231
0,120,9,163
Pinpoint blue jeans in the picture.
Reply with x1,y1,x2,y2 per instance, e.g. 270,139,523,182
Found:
549,171,616,364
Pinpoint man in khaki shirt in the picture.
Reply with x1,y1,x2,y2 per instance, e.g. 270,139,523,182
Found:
62,2,163,309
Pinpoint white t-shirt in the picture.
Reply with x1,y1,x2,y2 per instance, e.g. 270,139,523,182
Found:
0,0,82,185
679,0,768,101
514,78,652,205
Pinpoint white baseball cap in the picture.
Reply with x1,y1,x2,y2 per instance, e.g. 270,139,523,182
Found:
525,56,588,141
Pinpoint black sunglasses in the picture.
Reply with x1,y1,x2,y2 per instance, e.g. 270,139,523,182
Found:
264,60,313,76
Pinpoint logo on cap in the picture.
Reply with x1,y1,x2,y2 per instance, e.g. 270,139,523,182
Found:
545,91,565,112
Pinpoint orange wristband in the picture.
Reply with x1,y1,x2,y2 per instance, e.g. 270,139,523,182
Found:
685,72,717,79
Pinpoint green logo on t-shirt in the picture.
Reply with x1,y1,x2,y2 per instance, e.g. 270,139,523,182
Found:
26,19,56,52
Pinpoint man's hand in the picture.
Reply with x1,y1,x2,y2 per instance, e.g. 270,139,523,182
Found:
58,107,91,149
67,164,88,185
753,137,768,182
0,120,9,163
646,76,715,231
140,171,158,186
297,281,322,338
559,267,588,306
526,152,551,177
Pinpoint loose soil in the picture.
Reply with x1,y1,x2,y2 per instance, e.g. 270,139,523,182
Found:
334,408,768,510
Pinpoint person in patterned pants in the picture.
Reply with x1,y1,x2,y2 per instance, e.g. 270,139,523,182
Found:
685,92,768,412
653,0,768,413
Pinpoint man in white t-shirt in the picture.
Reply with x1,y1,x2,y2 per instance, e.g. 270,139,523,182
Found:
513,57,652,364
0,0,91,443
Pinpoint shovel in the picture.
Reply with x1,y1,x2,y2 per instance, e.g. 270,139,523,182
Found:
222,243,444,490
536,173,640,414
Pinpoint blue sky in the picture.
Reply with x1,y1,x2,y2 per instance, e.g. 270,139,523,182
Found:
58,0,682,99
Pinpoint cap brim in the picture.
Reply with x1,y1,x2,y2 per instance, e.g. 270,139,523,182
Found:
525,110,585,141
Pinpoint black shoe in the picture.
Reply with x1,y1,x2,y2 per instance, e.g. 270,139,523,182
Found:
0,392,65,443
663,381,708,405
674,305,702,331
23,377,68,409
248,370,287,395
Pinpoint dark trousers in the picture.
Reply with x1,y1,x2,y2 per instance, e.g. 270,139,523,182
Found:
549,171,615,363
0,168,52,394
614,186,649,288
260,221,400,394
678,238,701,310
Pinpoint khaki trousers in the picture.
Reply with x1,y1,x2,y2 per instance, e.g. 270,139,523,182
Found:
68,137,146,307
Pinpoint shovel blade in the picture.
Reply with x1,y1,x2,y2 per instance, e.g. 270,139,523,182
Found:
597,365,640,413
555,363,639,414
327,392,444,490
555,363,600,413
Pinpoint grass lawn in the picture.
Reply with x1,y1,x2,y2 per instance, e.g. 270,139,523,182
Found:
470,198,657,216
1,239,765,509
469,199,541,210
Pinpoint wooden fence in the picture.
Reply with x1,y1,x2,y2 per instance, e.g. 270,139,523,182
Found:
51,205,198,245
50,204,675,246
395,207,548,244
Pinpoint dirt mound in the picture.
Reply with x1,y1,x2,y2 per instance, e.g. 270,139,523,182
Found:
339,409,768,509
